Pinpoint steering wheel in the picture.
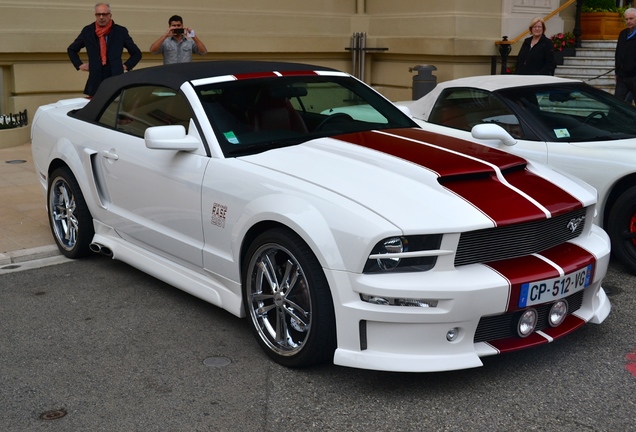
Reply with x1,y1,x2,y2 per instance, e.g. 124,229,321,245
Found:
582,110,606,124
315,113,354,132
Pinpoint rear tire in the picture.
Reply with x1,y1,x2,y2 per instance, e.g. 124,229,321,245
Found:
607,186,636,274
242,227,336,368
47,167,94,259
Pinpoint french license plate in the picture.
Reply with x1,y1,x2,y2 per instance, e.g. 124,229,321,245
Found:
518,264,593,308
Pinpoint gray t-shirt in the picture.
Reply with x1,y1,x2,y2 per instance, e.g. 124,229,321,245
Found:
155,37,203,64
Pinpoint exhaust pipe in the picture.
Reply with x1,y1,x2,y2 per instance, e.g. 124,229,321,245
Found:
90,242,113,257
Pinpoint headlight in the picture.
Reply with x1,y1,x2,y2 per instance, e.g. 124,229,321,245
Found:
376,237,403,271
363,235,442,273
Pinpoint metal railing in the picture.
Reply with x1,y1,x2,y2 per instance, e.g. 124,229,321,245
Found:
346,32,388,81
0,109,28,129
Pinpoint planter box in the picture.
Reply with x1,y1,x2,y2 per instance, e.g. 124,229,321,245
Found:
581,12,624,40
0,125,31,149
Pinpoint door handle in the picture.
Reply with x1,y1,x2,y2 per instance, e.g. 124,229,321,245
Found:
100,149,119,160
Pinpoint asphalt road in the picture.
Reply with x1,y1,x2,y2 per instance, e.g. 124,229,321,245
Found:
1,254,635,431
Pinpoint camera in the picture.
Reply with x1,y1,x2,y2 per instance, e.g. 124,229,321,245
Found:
172,28,184,35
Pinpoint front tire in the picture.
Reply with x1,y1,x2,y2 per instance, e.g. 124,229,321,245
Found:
242,228,336,368
47,167,94,258
607,186,636,274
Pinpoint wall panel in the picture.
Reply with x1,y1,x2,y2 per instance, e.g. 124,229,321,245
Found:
0,0,572,119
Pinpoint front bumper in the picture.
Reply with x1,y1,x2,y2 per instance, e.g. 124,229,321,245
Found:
327,225,611,372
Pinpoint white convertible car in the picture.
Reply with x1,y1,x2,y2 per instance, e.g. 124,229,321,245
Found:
32,61,611,372
399,75,636,274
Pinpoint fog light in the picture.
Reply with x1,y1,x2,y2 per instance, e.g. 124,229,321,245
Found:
446,327,459,342
517,308,538,338
548,300,568,327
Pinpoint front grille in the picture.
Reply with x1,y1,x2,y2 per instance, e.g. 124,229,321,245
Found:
455,207,587,267
474,290,584,343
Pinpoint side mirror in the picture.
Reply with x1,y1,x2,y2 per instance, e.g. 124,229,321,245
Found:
471,123,517,146
145,125,200,151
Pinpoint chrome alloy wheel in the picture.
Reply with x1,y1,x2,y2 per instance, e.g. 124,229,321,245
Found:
246,243,312,357
50,176,79,251
47,167,93,258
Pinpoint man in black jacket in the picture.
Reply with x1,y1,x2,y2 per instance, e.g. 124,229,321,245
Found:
615,8,636,103
68,3,142,97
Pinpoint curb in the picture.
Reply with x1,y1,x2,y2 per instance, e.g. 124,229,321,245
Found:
0,244,60,266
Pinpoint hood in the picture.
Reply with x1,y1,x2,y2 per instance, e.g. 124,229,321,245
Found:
241,128,587,232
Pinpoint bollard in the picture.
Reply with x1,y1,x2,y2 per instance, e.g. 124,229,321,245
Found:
410,65,437,100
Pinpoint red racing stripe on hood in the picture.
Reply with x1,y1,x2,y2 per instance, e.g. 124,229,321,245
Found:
391,128,583,217
392,128,527,169
337,129,520,177
335,129,581,226
501,166,582,216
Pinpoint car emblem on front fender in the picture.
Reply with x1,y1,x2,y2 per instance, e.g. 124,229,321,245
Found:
567,216,585,233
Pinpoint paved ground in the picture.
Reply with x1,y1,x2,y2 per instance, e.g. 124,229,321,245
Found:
1,143,635,430
1,255,634,431
0,143,60,265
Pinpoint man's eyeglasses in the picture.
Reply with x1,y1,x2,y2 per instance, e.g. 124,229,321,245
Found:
95,13,111,17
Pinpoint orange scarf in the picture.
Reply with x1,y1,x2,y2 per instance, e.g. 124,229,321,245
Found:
95,20,113,65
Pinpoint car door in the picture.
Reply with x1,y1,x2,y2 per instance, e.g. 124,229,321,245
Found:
94,85,208,267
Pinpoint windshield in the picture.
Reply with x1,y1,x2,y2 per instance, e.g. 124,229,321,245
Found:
194,75,416,156
497,83,636,142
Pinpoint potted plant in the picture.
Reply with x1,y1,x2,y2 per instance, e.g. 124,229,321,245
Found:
580,0,625,40
551,31,576,64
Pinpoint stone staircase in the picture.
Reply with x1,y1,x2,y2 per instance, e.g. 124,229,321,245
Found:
554,40,616,94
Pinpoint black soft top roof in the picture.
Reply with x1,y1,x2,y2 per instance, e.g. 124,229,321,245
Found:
75,60,339,122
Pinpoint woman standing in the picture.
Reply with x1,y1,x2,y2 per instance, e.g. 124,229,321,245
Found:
515,17,556,75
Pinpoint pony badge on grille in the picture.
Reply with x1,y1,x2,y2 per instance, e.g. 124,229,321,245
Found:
567,216,585,233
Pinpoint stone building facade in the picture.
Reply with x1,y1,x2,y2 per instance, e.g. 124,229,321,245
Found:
0,0,573,118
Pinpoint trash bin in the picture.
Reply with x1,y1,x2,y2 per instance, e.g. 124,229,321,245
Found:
411,65,437,100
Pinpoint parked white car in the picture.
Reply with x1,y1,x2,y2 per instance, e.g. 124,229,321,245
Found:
399,75,636,274
31,62,611,372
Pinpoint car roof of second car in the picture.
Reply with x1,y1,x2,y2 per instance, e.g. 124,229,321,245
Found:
432,74,580,92
404,74,582,119
76,60,340,122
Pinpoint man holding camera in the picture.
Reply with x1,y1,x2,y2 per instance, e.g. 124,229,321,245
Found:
149,15,208,64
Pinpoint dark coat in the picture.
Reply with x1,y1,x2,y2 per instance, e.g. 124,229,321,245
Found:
515,35,556,76
615,28,636,78
67,22,142,96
